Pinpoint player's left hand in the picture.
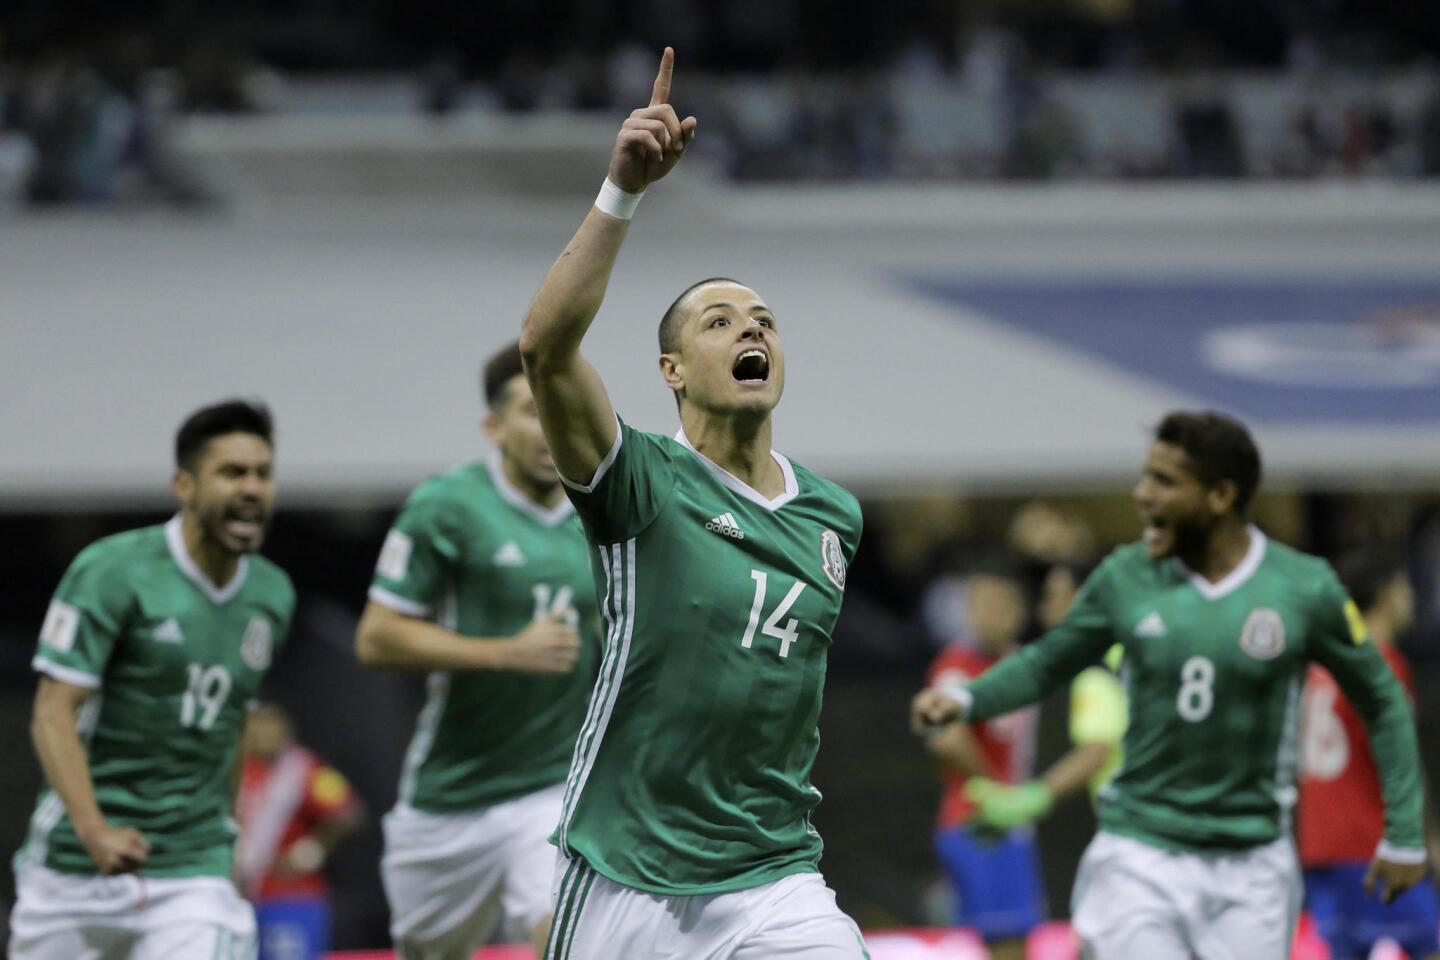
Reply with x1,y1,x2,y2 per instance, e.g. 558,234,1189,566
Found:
1365,854,1430,904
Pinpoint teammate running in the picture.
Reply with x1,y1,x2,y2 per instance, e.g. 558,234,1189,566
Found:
912,410,1428,960
10,400,293,960
355,342,599,958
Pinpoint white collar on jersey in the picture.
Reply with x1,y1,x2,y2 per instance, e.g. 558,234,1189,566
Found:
165,514,249,604
486,452,574,527
672,429,799,511
1173,524,1267,601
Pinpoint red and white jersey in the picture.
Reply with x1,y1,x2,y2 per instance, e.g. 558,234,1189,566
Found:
1298,644,1413,866
237,745,359,899
929,643,1039,830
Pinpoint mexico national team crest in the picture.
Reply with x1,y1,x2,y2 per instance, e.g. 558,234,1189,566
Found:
1239,608,1286,660
820,530,846,590
241,617,273,671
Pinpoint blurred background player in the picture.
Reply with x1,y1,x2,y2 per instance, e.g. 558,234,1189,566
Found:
1299,547,1440,960
237,702,363,960
520,47,868,960
914,410,1429,960
354,341,599,959
923,557,1045,960
9,400,293,960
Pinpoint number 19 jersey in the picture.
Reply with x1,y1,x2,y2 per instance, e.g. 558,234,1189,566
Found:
17,517,295,878
555,420,863,896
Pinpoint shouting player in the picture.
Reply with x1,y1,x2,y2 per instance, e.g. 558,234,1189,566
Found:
10,400,293,960
1299,547,1440,960
912,411,1428,960
355,341,600,958
519,47,868,960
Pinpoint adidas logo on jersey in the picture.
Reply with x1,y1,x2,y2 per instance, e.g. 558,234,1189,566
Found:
153,618,185,644
705,512,746,540
493,541,527,567
1134,611,1167,638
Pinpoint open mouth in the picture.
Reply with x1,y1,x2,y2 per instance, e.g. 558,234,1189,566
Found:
1141,516,1170,550
731,349,770,384
224,508,266,540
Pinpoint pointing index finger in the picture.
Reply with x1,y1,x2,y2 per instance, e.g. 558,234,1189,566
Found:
650,47,675,107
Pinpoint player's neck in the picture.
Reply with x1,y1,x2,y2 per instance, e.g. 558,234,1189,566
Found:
1182,519,1251,584
679,408,783,497
181,513,242,588
499,455,565,510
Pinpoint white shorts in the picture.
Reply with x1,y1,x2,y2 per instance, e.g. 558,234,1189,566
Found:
1071,831,1301,960
381,783,563,957
8,863,257,960
544,855,870,960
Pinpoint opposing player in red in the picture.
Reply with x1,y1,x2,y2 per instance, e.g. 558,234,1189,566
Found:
923,558,1044,960
1299,547,1439,960
237,702,364,960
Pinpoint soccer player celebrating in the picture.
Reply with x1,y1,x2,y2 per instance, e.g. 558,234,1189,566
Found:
1299,547,1440,960
912,411,1429,960
10,400,293,960
519,48,868,960
355,342,599,959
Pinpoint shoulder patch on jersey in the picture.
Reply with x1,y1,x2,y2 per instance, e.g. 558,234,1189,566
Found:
1343,600,1368,645
311,766,350,807
241,617,273,670
40,600,80,653
820,530,846,590
377,529,413,582
1239,608,1286,660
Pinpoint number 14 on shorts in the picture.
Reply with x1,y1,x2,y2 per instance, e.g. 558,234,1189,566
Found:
741,569,807,659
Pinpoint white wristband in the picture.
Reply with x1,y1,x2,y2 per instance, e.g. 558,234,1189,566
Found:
595,178,644,220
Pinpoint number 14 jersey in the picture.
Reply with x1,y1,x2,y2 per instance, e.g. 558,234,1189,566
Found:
555,419,863,896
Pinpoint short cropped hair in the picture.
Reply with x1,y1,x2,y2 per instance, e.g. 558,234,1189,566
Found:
481,340,526,412
659,277,746,354
1154,411,1262,515
1334,546,1405,612
175,400,274,472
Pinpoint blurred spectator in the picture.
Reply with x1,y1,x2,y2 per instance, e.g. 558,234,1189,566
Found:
239,703,364,960
923,555,1045,960
1174,79,1244,177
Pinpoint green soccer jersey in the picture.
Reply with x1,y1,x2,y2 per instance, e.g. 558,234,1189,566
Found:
16,517,295,878
553,420,863,895
965,529,1424,852
369,456,601,813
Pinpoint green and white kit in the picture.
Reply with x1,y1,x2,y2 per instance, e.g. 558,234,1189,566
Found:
554,418,863,896
17,516,295,879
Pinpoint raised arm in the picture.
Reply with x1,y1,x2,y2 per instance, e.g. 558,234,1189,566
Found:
518,47,697,486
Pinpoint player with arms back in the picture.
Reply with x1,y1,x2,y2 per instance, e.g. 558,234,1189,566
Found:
10,400,294,960
355,342,600,958
913,411,1428,960
519,47,868,960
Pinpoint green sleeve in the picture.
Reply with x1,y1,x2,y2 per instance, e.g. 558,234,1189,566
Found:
1307,564,1425,852
560,419,677,545
369,487,464,616
967,558,1118,723
33,545,132,688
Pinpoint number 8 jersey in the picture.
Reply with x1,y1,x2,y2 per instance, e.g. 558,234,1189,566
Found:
964,529,1424,855
16,517,295,878
555,419,863,895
